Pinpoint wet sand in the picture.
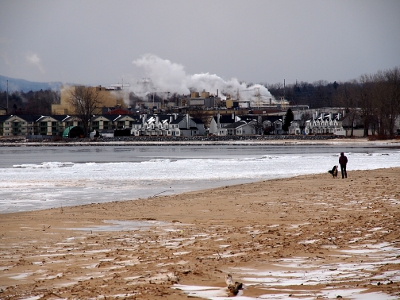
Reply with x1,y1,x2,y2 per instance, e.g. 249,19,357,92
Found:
0,168,399,299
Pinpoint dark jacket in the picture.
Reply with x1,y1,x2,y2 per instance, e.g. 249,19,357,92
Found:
339,152,348,166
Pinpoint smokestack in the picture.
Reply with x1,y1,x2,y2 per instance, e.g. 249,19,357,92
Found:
284,79,286,100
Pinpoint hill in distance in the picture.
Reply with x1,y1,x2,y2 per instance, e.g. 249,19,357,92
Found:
0,75,64,93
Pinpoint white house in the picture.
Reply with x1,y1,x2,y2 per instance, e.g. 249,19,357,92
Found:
170,114,205,137
225,121,256,136
304,112,345,136
209,113,238,135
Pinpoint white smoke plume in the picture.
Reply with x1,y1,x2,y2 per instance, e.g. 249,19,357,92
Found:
26,53,45,74
131,54,274,104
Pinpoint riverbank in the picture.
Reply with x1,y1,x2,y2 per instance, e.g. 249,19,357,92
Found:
1,168,399,299
1,135,400,147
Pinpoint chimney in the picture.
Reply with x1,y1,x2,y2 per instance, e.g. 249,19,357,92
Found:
186,114,190,129
142,114,147,127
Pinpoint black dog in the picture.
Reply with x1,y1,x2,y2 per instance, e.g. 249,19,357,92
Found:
328,165,338,178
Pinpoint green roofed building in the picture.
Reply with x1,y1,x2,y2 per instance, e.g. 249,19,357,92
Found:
62,126,84,138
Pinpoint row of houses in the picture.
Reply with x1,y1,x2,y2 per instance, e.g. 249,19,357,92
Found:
0,113,206,138
209,112,346,136
290,112,346,136
0,110,346,138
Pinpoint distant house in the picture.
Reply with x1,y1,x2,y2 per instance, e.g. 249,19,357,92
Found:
63,115,81,129
92,114,139,131
92,115,114,131
129,113,205,137
288,121,301,135
170,114,205,137
0,112,205,138
237,115,280,135
0,115,40,136
209,113,237,135
141,115,163,136
259,115,282,135
36,115,64,136
225,121,256,136
114,115,137,130
273,119,284,135
130,118,143,136
304,112,345,136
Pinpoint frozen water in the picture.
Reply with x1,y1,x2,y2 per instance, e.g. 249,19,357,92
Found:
1,144,399,213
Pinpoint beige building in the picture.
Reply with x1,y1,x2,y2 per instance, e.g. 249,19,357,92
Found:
52,85,127,115
0,115,35,136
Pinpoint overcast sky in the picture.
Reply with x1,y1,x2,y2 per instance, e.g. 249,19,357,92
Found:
1,0,399,90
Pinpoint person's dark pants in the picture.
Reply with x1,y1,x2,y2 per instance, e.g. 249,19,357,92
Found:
340,164,347,178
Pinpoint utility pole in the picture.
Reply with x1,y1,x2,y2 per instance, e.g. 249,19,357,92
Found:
6,79,9,113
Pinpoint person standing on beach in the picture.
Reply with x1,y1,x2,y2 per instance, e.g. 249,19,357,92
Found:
339,152,348,179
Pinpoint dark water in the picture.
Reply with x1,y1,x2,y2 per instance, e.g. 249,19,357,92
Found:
0,144,395,168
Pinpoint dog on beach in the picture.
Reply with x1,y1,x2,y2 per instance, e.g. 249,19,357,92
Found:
328,165,338,178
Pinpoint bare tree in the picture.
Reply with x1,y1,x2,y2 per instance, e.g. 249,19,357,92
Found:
356,74,378,136
382,67,400,137
335,81,358,137
367,70,395,137
68,86,103,137
300,111,312,129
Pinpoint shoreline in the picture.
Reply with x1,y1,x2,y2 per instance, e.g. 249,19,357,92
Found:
1,168,399,299
0,136,399,147
1,141,400,215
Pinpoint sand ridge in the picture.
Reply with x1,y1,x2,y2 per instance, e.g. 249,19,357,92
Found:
0,168,399,299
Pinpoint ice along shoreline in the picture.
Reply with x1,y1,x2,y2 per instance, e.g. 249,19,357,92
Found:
1,135,400,147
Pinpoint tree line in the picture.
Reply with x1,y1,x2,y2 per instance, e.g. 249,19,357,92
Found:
267,66,400,137
334,67,400,137
0,89,60,115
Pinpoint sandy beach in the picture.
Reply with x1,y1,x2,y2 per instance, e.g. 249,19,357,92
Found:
1,167,399,299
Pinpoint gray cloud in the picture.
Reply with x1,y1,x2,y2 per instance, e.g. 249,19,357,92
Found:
0,0,399,87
